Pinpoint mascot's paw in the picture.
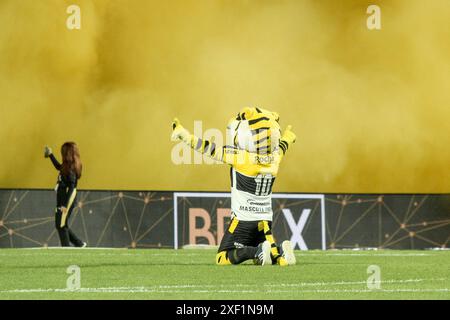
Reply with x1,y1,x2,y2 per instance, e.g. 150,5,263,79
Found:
172,118,181,130
282,125,296,144
171,118,191,142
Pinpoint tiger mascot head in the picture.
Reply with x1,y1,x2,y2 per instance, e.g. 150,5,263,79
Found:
226,106,281,155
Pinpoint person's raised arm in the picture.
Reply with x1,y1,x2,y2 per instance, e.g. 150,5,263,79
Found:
44,146,62,170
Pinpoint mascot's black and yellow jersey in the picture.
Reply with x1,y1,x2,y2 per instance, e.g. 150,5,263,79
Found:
171,106,296,222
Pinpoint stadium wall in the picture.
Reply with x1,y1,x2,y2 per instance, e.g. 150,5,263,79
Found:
0,189,448,250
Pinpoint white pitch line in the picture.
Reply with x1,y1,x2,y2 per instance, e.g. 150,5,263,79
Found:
267,289,450,294
1,278,448,294
267,278,447,287
1,287,449,294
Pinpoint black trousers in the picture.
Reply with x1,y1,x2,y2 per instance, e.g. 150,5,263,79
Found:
55,204,83,247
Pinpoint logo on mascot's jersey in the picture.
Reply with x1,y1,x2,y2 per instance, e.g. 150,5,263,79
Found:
254,154,274,165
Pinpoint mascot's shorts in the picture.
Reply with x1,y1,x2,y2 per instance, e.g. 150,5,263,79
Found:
218,218,275,252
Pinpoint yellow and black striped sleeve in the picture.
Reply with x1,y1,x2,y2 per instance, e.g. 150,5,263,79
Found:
279,139,290,155
188,134,249,165
189,135,221,160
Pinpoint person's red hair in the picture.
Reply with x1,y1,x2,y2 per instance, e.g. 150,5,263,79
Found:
61,142,82,179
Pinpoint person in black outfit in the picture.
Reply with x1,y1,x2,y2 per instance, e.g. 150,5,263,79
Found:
44,142,86,247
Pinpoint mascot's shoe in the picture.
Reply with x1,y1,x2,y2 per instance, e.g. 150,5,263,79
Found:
280,240,296,266
254,241,272,266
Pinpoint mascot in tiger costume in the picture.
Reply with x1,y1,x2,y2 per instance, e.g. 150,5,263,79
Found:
171,107,297,266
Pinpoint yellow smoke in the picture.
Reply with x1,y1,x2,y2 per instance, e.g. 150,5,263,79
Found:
0,0,449,193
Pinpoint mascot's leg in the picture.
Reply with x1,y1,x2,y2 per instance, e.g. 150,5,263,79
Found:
216,245,271,266
216,219,270,265
257,221,290,266
216,248,257,265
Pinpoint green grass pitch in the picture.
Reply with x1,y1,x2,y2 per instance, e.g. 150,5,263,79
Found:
0,248,449,300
